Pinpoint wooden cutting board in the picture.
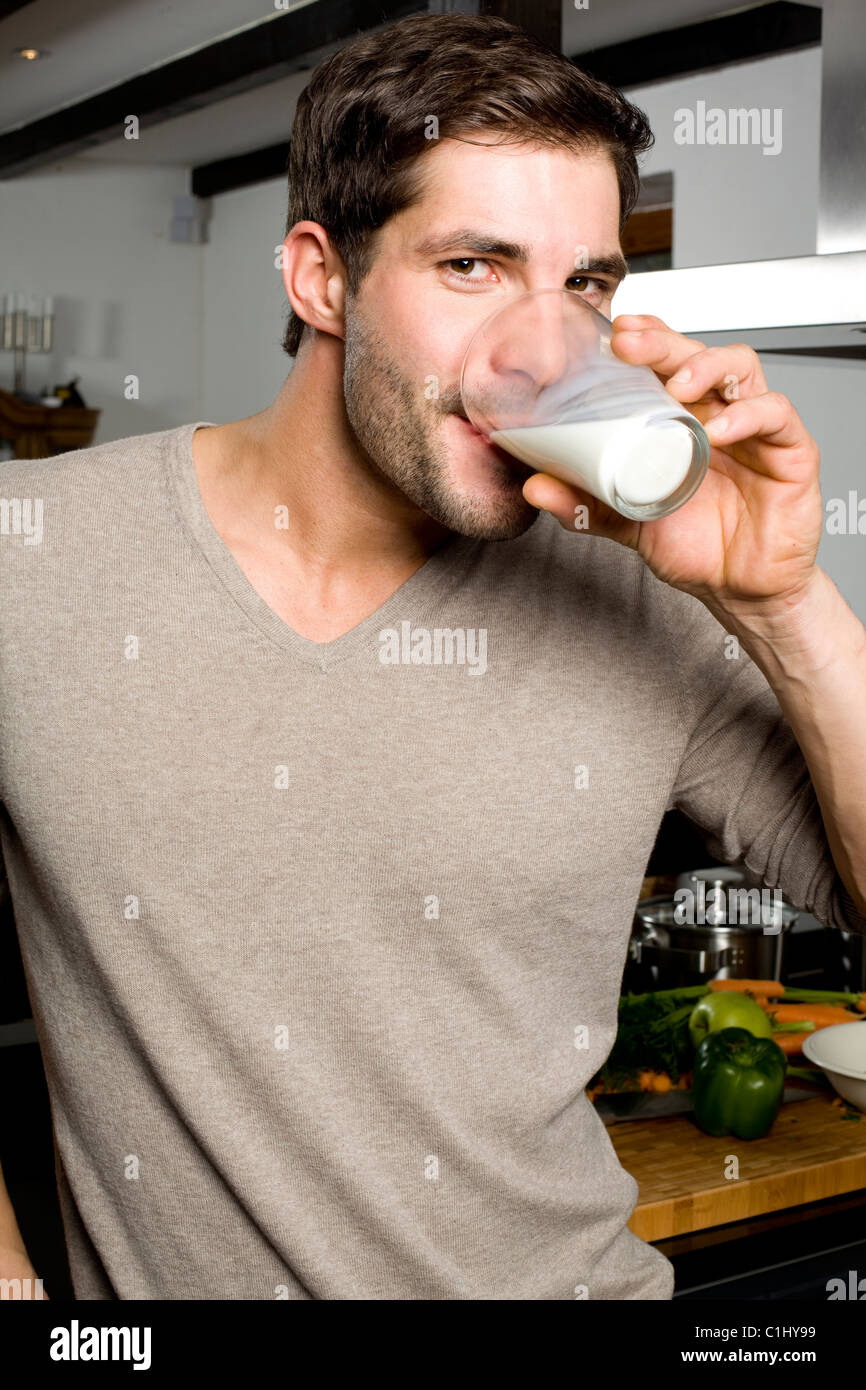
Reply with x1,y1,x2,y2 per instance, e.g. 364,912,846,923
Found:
609,1095,866,1241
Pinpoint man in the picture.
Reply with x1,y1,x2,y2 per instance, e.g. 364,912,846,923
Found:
1,12,864,1301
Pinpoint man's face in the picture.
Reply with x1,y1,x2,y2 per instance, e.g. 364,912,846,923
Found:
342,137,626,540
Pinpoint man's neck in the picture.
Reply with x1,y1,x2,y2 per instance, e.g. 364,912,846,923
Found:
190,334,452,641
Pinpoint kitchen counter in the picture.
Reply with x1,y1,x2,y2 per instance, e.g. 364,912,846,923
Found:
610,1095,866,1242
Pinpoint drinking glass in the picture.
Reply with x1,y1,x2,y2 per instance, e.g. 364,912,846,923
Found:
460,288,710,520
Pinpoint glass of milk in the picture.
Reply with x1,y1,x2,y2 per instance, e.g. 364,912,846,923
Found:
460,288,710,520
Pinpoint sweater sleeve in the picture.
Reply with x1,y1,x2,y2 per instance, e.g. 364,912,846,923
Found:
650,571,866,938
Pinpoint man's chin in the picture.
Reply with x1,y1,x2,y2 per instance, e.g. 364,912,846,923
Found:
473,505,541,542
439,414,542,538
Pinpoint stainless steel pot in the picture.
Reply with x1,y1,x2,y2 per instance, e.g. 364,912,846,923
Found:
627,868,800,990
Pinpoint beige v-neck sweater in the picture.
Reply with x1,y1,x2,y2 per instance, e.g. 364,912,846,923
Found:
1,421,864,1300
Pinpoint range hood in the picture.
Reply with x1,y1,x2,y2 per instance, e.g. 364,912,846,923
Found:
614,250,866,357
613,0,866,359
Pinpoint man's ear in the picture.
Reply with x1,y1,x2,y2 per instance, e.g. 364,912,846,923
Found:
281,222,347,342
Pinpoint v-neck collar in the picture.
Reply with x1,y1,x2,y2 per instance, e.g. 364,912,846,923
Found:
165,420,480,670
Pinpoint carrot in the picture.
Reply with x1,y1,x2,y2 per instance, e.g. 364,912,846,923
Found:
635,1069,678,1092
708,979,783,995
773,1031,806,1055
766,1004,858,1026
858,996,866,1015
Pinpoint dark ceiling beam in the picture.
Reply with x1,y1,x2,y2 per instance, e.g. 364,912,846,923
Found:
193,0,823,199
193,141,290,200
428,0,559,52
193,0,562,197
572,0,821,89
477,0,560,52
0,0,424,178
0,0,37,20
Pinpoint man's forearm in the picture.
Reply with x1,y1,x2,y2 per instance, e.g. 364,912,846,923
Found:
702,566,866,917
0,1157,48,1296
0,1157,29,1256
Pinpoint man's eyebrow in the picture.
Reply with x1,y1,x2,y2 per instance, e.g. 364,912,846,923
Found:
414,228,531,263
584,253,630,282
412,229,628,282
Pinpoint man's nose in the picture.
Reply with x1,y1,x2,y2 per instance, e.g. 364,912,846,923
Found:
488,294,571,394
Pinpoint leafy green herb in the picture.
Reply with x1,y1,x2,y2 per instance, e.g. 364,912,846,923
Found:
589,987,709,1091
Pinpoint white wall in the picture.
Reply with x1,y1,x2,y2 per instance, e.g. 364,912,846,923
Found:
199,178,292,425
0,163,203,442
0,161,290,436
615,48,866,622
624,47,822,266
758,356,866,622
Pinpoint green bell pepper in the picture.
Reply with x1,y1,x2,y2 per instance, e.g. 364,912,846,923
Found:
688,991,773,1048
691,1028,788,1139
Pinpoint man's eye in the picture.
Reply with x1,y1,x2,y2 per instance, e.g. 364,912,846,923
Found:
442,258,493,283
568,275,609,296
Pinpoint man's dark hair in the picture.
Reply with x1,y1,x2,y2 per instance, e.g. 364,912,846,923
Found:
281,12,653,356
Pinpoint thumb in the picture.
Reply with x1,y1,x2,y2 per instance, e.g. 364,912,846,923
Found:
521,472,640,548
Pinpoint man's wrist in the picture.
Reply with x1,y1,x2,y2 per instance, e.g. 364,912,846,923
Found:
700,568,865,688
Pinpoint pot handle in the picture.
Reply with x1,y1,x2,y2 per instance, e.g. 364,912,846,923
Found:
629,938,733,971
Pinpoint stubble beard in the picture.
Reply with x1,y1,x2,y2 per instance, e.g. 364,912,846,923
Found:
341,303,539,541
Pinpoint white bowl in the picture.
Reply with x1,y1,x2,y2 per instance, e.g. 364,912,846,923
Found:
802,1019,866,1110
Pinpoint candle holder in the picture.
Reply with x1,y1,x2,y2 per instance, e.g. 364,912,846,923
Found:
1,294,55,396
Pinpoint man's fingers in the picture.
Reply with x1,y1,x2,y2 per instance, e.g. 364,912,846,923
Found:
521,472,638,546
521,472,582,521
611,318,768,399
704,392,812,462
611,327,706,384
663,344,769,402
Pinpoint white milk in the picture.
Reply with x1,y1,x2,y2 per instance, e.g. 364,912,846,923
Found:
491,413,695,514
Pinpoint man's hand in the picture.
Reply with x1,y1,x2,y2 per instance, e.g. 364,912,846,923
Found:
521,313,824,626
0,1244,49,1299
